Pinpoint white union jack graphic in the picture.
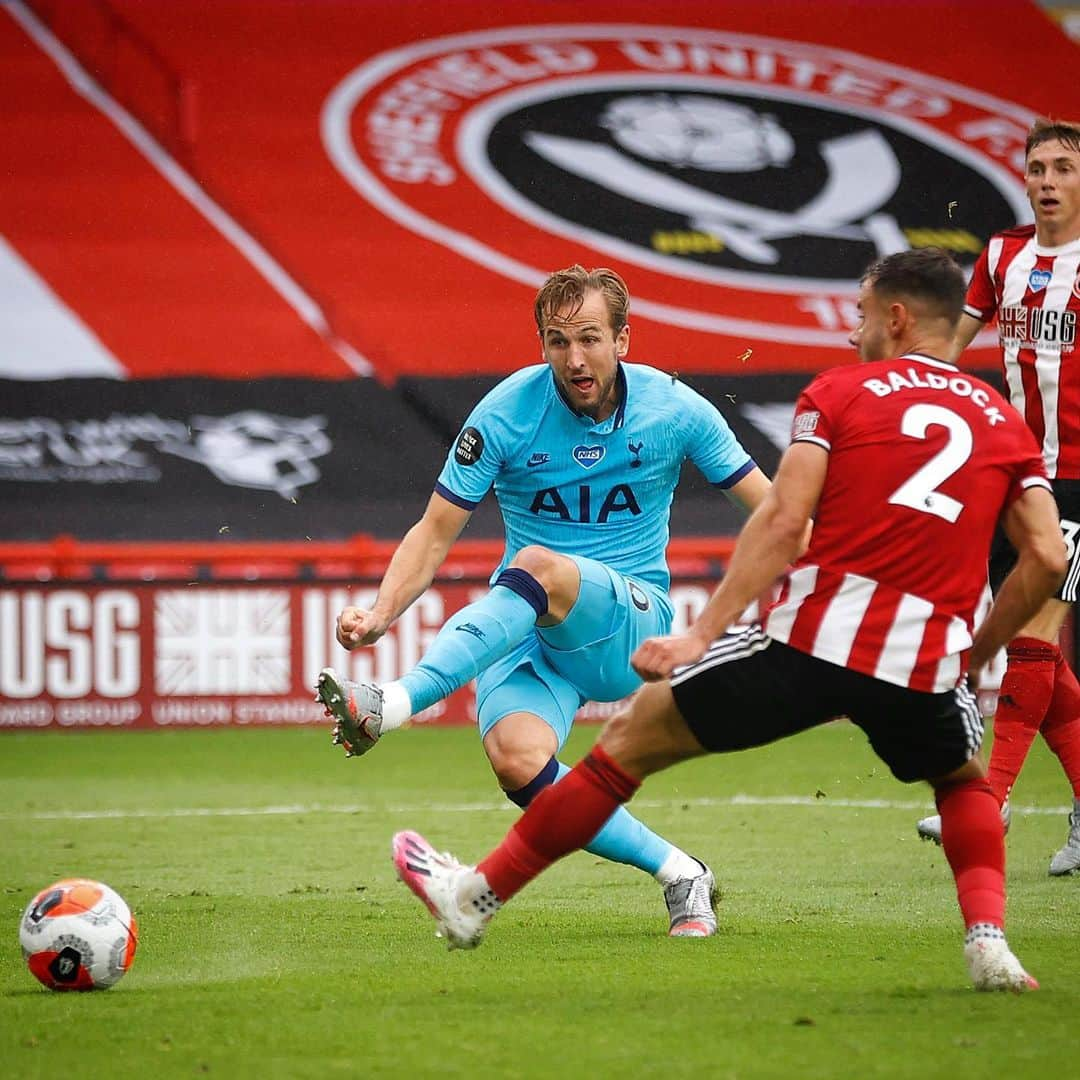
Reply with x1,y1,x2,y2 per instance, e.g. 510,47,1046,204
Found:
155,590,291,695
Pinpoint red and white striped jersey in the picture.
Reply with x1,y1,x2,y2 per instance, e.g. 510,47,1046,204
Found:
766,354,1049,692
966,225,1080,479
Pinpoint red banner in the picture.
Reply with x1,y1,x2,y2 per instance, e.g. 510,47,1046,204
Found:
0,579,717,731
3,1,1078,382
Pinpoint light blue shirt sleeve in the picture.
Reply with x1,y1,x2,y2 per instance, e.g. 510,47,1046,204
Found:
433,396,507,510
676,381,755,488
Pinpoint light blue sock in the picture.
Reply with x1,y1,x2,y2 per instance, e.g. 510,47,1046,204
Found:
399,579,541,714
554,762,672,876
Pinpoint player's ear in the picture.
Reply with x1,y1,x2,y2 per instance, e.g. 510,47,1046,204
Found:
616,322,630,357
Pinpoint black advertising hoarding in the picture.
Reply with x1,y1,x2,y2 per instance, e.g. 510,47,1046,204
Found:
0,379,450,542
1,371,1002,543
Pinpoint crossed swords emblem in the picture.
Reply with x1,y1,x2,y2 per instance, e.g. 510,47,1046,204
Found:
525,129,908,265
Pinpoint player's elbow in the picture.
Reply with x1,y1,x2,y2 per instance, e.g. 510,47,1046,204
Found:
1023,535,1068,594
1042,541,1068,587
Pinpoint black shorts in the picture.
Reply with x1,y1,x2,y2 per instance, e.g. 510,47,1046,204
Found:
990,478,1080,602
670,626,983,784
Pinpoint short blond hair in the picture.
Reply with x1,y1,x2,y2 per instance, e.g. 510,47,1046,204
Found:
534,265,629,335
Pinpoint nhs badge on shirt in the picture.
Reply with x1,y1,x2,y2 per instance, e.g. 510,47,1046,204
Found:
573,445,605,469
1028,269,1052,293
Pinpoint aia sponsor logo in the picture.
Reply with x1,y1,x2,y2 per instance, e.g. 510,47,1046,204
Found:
324,25,1031,346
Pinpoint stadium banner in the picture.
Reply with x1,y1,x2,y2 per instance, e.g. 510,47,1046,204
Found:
0,578,715,731
0,369,1001,544
4,1,1076,383
0,371,812,543
0,377,450,543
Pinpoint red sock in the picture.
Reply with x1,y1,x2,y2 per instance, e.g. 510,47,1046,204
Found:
477,746,640,901
986,637,1056,803
936,778,1005,929
1042,649,1080,798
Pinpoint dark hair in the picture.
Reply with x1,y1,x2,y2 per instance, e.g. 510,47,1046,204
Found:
534,265,630,334
861,247,965,324
1026,117,1080,158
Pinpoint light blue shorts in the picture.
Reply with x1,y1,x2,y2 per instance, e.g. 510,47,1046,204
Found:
475,555,673,748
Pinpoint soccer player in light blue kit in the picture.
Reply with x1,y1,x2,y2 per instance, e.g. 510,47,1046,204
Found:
317,265,770,935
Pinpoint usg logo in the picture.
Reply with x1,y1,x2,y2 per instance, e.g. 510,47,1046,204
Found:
323,24,1033,347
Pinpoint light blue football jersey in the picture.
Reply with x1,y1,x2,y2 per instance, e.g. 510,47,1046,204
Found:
435,362,755,591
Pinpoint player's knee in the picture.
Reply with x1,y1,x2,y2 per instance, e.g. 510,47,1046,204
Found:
485,725,556,792
490,747,555,792
509,545,579,615
509,545,560,583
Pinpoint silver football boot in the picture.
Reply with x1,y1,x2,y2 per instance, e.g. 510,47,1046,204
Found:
1049,798,1080,876
315,667,384,757
664,862,719,937
917,798,1011,845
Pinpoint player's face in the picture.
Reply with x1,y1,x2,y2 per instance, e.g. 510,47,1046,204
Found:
1025,138,1080,242
849,280,890,362
540,289,629,421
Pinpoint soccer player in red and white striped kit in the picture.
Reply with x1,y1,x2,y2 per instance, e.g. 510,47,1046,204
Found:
917,120,1080,874
393,247,1065,991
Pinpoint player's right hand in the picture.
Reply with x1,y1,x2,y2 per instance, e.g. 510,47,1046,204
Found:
335,606,388,650
631,633,709,682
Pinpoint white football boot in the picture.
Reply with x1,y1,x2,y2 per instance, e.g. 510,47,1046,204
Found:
664,862,720,937
917,798,1011,845
392,830,499,950
316,667,384,757
964,924,1038,992
1048,798,1080,876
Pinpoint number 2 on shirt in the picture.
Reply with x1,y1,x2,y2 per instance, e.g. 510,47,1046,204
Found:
888,404,973,523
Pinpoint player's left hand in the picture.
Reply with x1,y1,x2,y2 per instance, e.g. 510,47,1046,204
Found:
631,633,709,682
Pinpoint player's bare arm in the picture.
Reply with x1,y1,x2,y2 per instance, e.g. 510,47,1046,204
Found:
946,312,984,364
632,442,826,681
968,485,1066,677
723,465,770,513
336,492,472,649
725,462,812,555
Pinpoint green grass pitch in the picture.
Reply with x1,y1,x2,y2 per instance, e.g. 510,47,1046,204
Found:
2,720,1078,1078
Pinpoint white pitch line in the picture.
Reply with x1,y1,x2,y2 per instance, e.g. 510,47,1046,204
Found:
3,795,1072,823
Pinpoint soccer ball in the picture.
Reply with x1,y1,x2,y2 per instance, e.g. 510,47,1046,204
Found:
19,878,138,991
